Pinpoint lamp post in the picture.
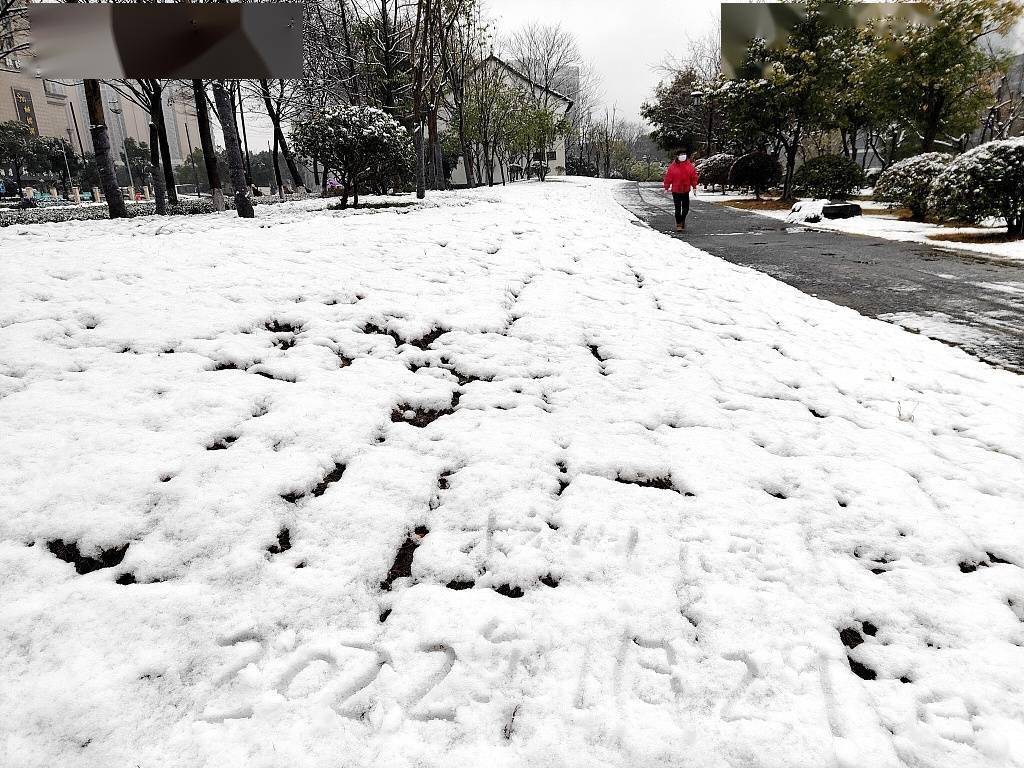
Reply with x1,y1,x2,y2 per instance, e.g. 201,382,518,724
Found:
56,143,72,199
690,89,714,155
107,99,134,196
183,120,200,198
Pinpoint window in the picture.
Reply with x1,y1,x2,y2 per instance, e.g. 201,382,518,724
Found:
43,80,66,98
547,150,557,160
532,152,544,162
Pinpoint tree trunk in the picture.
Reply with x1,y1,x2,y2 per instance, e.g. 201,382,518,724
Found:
413,122,426,199
458,109,475,187
781,139,800,201
149,121,167,215
277,127,304,192
483,140,493,186
272,133,284,200
212,80,254,218
192,79,224,211
233,85,253,185
260,79,305,192
151,94,178,205
84,79,128,218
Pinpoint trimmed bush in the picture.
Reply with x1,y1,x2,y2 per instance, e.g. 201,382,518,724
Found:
792,155,864,200
874,153,951,221
729,152,782,199
929,138,1024,237
0,192,320,228
695,153,736,193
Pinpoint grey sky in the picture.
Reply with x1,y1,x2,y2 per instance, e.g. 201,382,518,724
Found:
488,0,722,126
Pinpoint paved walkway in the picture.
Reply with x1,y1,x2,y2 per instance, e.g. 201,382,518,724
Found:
617,181,1024,373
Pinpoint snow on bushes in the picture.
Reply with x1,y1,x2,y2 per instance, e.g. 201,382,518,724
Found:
695,153,735,193
874,152,951,221
291,105,413,207
929,138,1024,237
729,152,782,199
793,154,864,200
0,194,319,227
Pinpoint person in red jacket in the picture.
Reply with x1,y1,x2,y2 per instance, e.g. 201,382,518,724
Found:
663,150,699,232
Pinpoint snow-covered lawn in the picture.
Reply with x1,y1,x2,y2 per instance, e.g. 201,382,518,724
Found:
2,178,1024,768
742,199,1024,263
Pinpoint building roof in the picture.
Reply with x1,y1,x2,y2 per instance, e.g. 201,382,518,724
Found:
480,54,574,110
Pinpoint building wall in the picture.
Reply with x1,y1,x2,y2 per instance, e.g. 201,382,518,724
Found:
444,59,572,187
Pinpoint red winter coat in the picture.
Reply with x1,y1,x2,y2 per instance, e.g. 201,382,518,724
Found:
663,160,699,194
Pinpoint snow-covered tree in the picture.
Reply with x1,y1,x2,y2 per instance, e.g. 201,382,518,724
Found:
929,138,1024,237
291,105,413,207
874,152,951,221
729,151,782,200
696,153,735,193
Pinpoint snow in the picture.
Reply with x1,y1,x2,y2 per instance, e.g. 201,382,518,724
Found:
2,178,1024,768
786,199,830,224
752,202,1024,262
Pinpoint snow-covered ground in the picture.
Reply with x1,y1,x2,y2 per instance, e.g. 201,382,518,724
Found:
2,178,1024,768
745,200,1024,263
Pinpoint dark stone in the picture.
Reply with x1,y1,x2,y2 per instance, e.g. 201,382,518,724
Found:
822,203,862,220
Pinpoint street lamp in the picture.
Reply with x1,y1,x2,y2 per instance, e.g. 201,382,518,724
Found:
690,90,713,155
183,120,201,198
107,99,134,197
55,143,73,200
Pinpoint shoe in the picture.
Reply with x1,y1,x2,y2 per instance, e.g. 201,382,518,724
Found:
675,223,684,232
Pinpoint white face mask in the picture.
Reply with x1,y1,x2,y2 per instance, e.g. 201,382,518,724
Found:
678,155,687,162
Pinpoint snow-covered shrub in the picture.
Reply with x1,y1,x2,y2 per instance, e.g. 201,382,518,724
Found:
695,153,736,193
729,152,782,199
863,167,883,186
793,155,864,200
874,153,951,221
0,192,317,228
929,138,1024,237
291,106,414,206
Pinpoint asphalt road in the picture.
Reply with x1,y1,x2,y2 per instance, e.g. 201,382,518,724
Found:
617,181,1024,374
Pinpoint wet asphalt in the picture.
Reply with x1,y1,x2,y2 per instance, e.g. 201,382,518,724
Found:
617,181,1024,374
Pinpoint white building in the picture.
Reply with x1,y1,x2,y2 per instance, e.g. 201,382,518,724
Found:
448,55,573,187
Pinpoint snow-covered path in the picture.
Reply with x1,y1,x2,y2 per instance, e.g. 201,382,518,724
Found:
1,179,1023,768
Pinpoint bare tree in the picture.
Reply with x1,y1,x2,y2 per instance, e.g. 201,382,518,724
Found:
192,79,224,211
507,22,582,113
0,0,28,61
246,78,306,191
440,0,484,186
112,79,179,204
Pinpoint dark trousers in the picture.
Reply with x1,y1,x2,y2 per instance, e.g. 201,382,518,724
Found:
673,192,690,225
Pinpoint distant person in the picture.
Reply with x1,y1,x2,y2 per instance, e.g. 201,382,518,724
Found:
663,150,699,232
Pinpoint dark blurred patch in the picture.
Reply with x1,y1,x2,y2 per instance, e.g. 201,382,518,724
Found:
721,2,935,79
29,3,302,78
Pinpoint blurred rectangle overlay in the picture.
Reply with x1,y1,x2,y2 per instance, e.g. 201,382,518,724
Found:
722,2,935,78
28,3,302,79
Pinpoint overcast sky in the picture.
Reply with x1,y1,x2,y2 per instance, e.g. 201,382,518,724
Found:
489,0,722,125
246,2,1022,151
